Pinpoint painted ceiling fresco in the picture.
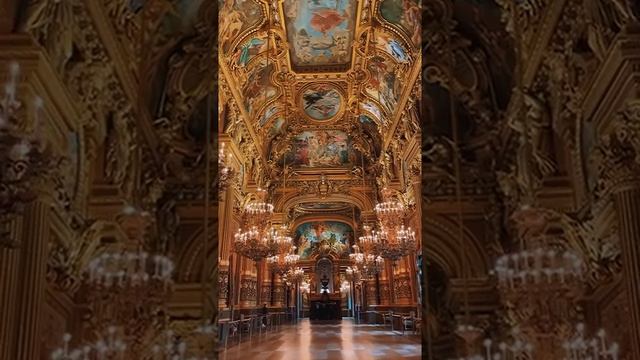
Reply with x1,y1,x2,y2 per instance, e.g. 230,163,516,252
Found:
300,83,343,121
379,0,421,46
242,59,278,117
366,54,401,115
231,34,268,68
295,221,352,259
283,0,358,70
218,0,420,163
284,130,355,168
219,0,263,52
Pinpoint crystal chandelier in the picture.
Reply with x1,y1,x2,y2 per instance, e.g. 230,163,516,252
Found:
373,190,417,261
562,324,620,360
267,244,299,275
286,267,305,284
0,62,57,248
51,326,127,360
266,224,297,274
233,189,279,261
218,142,236,196
345,266,362,283
350,245,384,278
494,247,583,292
300,279,310,294
82,206,175,355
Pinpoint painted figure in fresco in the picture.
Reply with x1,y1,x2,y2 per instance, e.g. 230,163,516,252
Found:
219,0,244,50
302,85,341,120
379,0,420,46
235,37,266,67
284,0,355,66
295,221,351,259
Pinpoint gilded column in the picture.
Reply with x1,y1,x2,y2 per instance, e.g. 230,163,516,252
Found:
14,201,50,360
272,273,283,307
612,185,640,357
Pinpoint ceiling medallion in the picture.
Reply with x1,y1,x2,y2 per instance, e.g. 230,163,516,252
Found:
298,83,344,121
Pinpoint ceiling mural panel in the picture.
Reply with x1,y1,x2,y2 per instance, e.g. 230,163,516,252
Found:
376,31,410,63
219,0,264,52
300,83,344,121
283,0,358,71
295,221,352,259
378,0,421,46
366,54,401,115
242,59,278,117
257,102,281,127
231,34,268,68
284,130,355,168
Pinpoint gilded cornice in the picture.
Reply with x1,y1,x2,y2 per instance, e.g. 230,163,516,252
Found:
583,29,640,133
82,0,160,164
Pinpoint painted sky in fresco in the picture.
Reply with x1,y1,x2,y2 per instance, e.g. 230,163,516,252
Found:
295,221,352,259
283,0,357,68
301,84,343,120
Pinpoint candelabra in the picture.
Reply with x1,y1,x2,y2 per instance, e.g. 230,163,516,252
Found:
233,189,278,261
0,61,58,248
51,326,127,360
218,143,236,196
562,324,620,360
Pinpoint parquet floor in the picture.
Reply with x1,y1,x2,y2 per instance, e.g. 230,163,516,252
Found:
219,319,422,360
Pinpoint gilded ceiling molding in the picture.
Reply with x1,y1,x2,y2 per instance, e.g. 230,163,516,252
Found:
423,214,490,278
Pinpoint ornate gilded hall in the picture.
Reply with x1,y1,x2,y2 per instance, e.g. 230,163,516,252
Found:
0,0,639,359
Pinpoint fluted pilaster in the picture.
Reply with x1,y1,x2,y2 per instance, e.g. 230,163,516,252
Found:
0,247,19,359
14,201,50,360
613,185,640,357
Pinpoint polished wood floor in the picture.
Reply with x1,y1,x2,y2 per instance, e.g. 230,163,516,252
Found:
219,319,422,360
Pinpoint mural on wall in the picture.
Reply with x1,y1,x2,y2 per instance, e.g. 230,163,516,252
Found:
285,130,354,167
366,55,400,115
242,59,277,116
379,0,421,46
283,0,357,68
232,35,267,67
219,0,263,52
377,31,409,63
300,84,343,120
295,221,352,259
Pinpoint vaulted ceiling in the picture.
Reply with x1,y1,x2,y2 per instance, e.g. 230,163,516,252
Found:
217,0,422,170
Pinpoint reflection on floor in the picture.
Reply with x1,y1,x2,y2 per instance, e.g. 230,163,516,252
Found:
219,318,422,360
